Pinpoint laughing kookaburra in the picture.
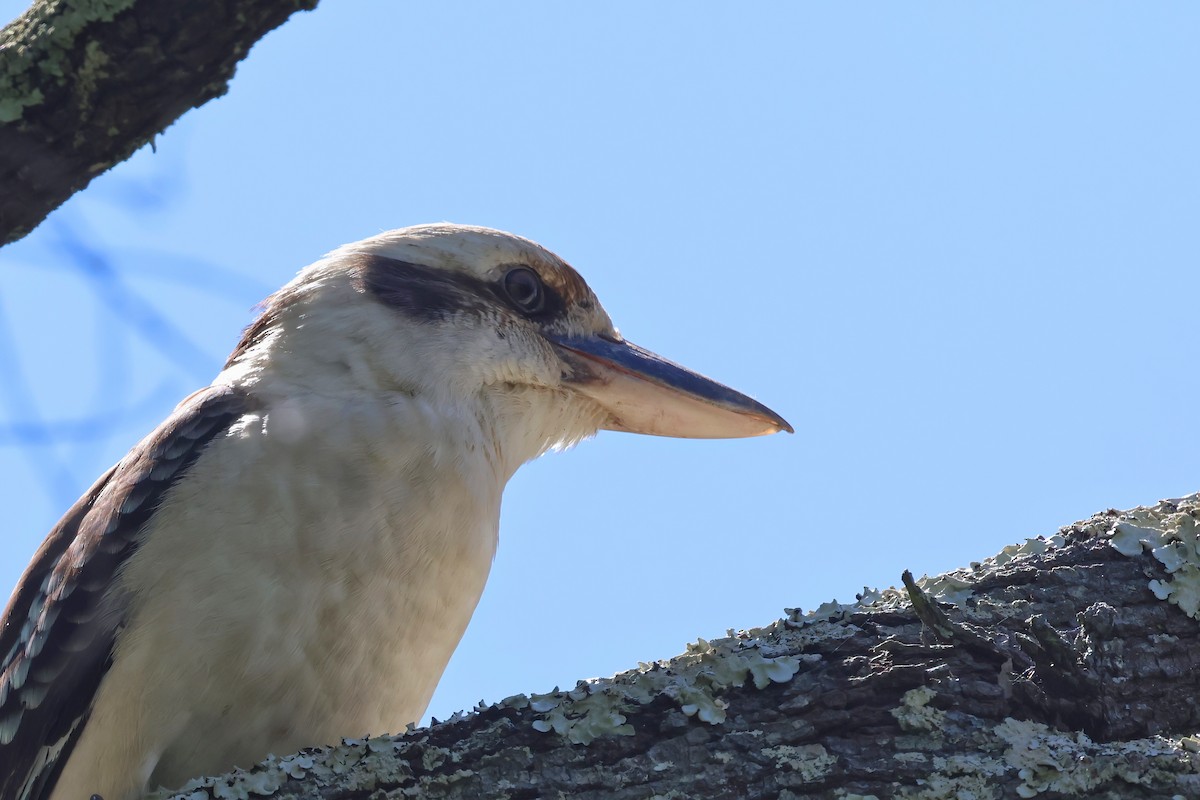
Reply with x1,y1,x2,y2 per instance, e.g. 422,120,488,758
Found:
0,224,791,800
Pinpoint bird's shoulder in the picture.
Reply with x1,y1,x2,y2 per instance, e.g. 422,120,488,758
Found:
0,384,250,800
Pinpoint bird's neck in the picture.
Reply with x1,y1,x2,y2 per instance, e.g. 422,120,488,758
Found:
468,385,604,480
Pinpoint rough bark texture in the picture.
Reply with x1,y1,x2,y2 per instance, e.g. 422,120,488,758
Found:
162,494,1200,800
0,0,318,246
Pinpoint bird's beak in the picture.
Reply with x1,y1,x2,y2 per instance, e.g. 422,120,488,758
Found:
549,334,793,439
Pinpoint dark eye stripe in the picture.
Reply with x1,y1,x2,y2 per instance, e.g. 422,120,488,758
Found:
343,254,569,325
351,254,495,322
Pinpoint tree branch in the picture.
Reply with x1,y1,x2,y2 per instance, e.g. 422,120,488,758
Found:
163,493,1200,799
0,0,318,247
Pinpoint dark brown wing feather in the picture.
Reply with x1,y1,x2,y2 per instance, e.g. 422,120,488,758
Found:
0,385,247,800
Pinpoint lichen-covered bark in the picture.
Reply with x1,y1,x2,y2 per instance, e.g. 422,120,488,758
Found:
167,495,1200,800
0,0,318,246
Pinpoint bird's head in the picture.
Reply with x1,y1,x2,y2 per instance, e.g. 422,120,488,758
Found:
222,224,791,470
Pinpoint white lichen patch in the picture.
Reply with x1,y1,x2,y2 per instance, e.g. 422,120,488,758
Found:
420,744,452,771
886,720,1200,799
158,735,414,799
915,574,977,608
995,717,1196,797
891,686,946,733
1107,494,1200,618
500,693,531,710
529,684,634,745
989,534,1068,568
781,592,903,631
762,743,837,781
527,635,803,743
897,750,1010,800
801,598,865,623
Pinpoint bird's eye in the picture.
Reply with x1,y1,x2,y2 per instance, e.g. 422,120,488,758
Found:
503,267,545,314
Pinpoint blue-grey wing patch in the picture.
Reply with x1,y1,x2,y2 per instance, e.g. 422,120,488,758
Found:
0,385,248,800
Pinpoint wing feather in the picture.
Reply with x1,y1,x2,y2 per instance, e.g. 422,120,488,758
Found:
0,385,247,800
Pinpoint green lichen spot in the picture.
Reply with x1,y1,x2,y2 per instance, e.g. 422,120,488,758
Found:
0,89,44,123
529,635,804,744
762,743,837,781
1108,496,1200,618
891,686,946,733
993,717,1198,797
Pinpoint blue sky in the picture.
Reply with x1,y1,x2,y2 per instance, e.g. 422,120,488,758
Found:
1,3,1198,729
